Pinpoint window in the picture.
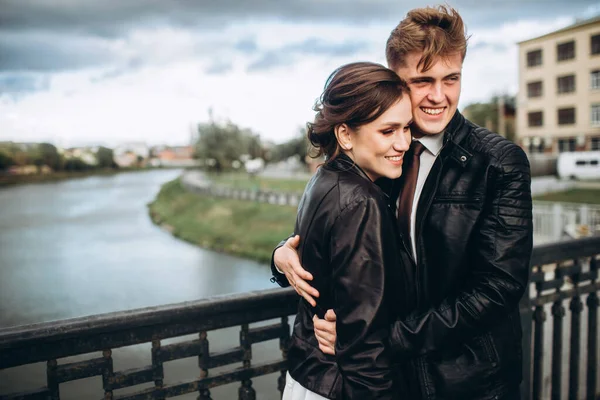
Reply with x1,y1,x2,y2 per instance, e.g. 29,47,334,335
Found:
557,75,575,94
592,70,600,89
592,137,600,150
558,107,576,125
592,34,600,55
527,81,543,97
557,41,575,61
558,138,576,152
592,104,600,126
526,140,544,154
527,49,542,67
576,159,599,166
528,111,543,127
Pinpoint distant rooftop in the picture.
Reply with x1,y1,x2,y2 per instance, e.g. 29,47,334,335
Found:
518,14,600,45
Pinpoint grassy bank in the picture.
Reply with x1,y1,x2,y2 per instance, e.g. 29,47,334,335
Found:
534,189,600,204
148,178,297,263
208,172,309,192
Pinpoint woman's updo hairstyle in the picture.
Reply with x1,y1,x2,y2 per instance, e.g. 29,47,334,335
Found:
307,61,409,161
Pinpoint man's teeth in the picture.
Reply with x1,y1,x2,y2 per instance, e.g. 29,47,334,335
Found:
422,107,443,115
385,156,403,161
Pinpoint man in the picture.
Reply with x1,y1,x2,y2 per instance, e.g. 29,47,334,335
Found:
271,5,533,400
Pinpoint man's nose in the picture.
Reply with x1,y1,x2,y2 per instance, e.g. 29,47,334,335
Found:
427,82,444,103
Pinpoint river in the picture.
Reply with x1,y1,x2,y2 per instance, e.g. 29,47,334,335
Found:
0,169,274,328
0,169,281,399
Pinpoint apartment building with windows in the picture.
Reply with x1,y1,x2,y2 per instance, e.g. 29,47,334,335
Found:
517,16,600,154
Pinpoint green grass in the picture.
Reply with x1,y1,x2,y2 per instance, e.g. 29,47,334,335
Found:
207,172,309,193
533,189,600,204
148,178,297,263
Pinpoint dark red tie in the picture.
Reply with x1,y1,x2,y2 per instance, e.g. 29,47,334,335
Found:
397,141,426,249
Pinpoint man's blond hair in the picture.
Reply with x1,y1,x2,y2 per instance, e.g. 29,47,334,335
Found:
386,5,470,72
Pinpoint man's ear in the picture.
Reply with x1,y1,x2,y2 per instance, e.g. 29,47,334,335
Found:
334,123,353,151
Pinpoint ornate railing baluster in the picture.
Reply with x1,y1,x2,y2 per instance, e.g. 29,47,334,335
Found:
152,339,165,400
568,262,583,400
278,316,290,398
551,265,566,400
587,257,598,400
238,324,255,400
197,331,212,400
532,280,546,400
47,359,59,400
102,349,114,400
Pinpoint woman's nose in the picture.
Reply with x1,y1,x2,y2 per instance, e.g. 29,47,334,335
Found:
393,133,411,151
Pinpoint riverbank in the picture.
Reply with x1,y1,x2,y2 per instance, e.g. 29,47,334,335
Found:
148,178,297,263
0,167,184,188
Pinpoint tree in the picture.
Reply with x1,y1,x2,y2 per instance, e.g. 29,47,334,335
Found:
36,143,62,171
462,95,516,142
270,127,310,164
63,158,91,171
0,151,14,170
96,146,116,168
195,120,263,172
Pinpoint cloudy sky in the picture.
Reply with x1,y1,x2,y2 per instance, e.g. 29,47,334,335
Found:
1,0,599,147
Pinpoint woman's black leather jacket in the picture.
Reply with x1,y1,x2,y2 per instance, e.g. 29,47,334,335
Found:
282,153,415,399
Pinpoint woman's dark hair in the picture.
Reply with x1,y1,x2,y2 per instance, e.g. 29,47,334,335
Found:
307,61,409,161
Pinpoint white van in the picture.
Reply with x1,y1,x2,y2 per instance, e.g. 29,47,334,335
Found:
557,151,600,180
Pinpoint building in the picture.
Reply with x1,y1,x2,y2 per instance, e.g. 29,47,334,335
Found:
148,145,199,167
517,16,600,154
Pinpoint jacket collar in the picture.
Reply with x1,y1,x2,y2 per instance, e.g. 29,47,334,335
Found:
325,153,372,181
442,111,467,145
442,111,472,168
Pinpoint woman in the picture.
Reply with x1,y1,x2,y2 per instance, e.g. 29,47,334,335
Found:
283,62,415,400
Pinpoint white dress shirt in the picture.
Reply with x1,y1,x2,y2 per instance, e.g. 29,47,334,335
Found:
402,133,445,261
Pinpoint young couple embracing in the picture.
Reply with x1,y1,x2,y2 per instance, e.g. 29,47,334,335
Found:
271,5,533,400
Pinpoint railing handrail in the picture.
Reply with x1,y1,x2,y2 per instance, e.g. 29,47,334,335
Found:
0,287,298,370
529,236,600,266
533,200,600,211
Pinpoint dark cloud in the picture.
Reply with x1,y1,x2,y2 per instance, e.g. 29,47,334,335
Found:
90,59,146,83
204,60,234,75
0,0,597,75
1,0,597,34
0,32,119,72
247,52,292,72
0,73,49,95
470,41,509,52
235,38,259,54
284,38,369,57
246,38,369,72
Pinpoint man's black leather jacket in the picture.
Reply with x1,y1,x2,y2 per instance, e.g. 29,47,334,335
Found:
279,153,415,399
272,112,533,399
